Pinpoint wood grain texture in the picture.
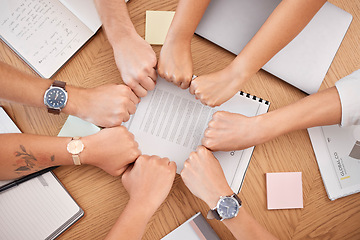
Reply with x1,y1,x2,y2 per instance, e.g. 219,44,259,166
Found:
0,0,359,239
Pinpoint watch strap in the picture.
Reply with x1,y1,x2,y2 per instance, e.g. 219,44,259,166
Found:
208,208,221,220
233,193,242,206
72,154,81,166
52,80,66,89
47,108,60,114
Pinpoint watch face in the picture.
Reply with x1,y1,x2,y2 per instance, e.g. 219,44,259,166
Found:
44,87,67,109
217,196,240,219
67,140,84,154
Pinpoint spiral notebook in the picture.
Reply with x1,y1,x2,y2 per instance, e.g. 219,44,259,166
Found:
0,107,84,239
123,76,270,193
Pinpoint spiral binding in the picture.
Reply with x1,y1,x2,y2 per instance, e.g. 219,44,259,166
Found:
239,91,269,105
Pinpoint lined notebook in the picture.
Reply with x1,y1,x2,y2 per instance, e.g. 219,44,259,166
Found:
0,107,84,239
162,212,220,240
308,125,360,200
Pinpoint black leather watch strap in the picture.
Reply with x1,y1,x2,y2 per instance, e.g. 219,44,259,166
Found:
210,209,222,220
233,193,242,206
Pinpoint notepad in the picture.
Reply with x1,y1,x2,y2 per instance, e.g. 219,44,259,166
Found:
162,212,220,240
145,11,175,45
0,0,103,78
266,172,303,210
0,106,84,239
308,125,360,200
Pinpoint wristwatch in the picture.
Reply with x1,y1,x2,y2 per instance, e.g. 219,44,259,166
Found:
43,80,68,114
67,137,84,165
207,193,242,221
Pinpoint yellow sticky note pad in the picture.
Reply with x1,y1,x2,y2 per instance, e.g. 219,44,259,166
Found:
145,11,175,45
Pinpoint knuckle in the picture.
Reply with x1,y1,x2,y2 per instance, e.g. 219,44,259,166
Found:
126,80,137,89
208,120,216,128
196,145,205,153
213,111,223,119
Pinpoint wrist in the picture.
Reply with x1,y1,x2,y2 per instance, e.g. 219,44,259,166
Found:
62,86,88,121
77,134,95,166
226,61,252,88
127,197,157,219
206,186,234,209
111,28,139,53
164,29,192,45
258,110,288,143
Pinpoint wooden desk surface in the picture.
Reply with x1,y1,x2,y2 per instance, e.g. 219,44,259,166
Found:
1,0,359,239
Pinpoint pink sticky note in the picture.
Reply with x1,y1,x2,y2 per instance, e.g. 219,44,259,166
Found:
266,172,303,210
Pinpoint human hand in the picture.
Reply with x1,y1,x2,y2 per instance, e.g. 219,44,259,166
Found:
202,111,269,151
181,146,233,208
113,32,157,97
122,155,176,210
158,38,193,89
66,84,139,128
81,126,141,176
189,67,245,107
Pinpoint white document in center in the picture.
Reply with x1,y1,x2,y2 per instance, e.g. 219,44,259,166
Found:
124,77,270,193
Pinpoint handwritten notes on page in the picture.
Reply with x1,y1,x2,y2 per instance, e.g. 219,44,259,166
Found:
0,0,100,78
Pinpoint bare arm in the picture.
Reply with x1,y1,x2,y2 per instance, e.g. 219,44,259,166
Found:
181,146,277,239
190,0,327,106
0,126,141,180
0,62,139,127
158,0,211,88
94,0,157,97
203,86,341,151
231,0,327,80
105,155,176,240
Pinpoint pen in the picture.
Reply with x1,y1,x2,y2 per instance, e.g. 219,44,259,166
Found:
0,166,59,193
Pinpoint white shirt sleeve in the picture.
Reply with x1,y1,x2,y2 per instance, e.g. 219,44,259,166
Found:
335,69,360,127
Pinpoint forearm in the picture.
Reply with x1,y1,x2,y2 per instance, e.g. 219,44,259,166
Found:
105,199,155,240
230,0,326,80
0,62,50,108
0,134,72,180
166,0,211,43
260,86,341,141
0,62,85,117
223,208,278,240
94,0,136,49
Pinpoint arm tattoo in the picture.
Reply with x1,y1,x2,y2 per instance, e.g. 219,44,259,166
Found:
14,145,37,172
14,145,56,173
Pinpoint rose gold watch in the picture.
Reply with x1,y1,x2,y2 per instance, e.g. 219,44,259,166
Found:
67,137,84,165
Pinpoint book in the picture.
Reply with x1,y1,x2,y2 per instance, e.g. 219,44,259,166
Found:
58,76,270,193
0,0,102,78
0,106,84,239
161,212,220,240
308,125,360,200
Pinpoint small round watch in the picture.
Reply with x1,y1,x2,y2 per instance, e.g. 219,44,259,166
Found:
44,80,68,114
207,193,242,221
67,137,84,165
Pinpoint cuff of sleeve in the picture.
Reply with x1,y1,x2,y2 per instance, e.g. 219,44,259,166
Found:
335,69,360,127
